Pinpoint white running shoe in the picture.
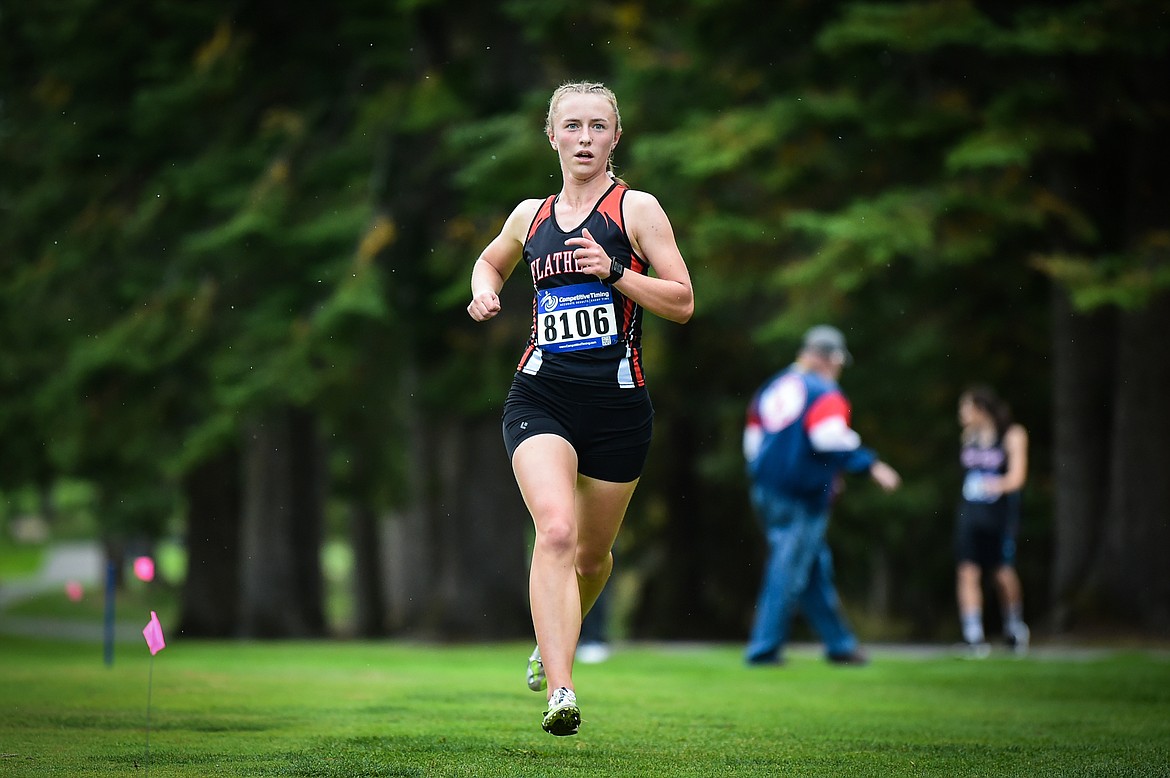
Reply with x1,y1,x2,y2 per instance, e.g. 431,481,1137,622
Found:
526,645,546,692
962,640,992,660
542,687,580,736
1007,623,1031,656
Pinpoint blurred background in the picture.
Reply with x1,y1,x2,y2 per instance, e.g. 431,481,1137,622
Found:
2,0,1167,646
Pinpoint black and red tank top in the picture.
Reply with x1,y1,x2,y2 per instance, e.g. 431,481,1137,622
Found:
960,433,1008,505
958,431,1021,528
517,182,649,388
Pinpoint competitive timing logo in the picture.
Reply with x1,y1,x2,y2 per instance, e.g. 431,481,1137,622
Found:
539,286,611,314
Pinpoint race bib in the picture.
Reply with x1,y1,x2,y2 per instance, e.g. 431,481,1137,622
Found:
535,282,619,353
962,471,996,503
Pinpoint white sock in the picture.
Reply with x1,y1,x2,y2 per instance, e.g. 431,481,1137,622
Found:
961,612,985,644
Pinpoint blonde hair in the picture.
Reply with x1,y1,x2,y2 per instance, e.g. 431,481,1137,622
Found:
544,81,622,135
545,81,626,184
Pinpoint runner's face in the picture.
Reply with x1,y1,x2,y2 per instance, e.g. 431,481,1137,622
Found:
958,396,985,428
548,93,620,178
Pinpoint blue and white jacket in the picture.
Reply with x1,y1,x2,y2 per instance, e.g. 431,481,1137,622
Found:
744,365,876,512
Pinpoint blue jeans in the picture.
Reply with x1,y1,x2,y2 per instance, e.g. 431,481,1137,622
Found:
745,487,858,663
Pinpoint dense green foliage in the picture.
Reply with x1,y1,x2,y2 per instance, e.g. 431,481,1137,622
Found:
1,636,1168,776
2,2,1168,638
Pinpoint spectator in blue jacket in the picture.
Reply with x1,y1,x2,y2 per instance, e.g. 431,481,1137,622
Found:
743,325,901,666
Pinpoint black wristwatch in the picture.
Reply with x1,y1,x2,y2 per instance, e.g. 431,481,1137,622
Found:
602,257,625,285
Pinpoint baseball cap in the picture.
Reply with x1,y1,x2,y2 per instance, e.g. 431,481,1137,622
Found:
801,324,853,365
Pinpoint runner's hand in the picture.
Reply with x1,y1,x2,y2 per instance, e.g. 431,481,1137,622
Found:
468,290,502,321
565,228,611,281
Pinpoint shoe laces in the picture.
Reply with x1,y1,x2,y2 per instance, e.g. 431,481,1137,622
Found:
549,687,576,707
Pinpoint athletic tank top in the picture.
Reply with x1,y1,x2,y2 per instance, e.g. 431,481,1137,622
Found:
516,182,649,388
958,431,1022,530
959,433,1008,505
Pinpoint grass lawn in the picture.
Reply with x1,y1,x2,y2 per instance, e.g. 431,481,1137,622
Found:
0,542,44,578
0,634,1167,777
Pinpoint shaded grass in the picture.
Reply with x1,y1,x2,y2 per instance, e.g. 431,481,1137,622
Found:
1,637,1168,777
5,579,180,624
0,542,44,578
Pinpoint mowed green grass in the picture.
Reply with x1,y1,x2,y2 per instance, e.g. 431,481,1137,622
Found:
1,636,1168,777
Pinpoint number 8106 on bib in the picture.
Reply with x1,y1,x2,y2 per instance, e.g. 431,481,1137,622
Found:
535,282,619,353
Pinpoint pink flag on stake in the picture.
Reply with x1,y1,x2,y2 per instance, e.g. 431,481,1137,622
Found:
134,556,155,582
143,611,166,656
65,581,84,602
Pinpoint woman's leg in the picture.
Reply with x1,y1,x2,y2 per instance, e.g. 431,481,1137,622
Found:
574,473,638,620
957,561,985,644
994,564,1028,650
994,564,1022,611
511,434,582,696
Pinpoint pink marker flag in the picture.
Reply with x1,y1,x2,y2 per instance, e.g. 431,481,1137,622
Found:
134,556,155,582
143,611,166,656
65,581,84,602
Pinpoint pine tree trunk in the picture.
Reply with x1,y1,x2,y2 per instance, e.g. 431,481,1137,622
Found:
383,363,436,634
349,500,386,637
1100,295,1170,633
383,400,530,639
424,415,531,639
1049,290,1114,632
1097,57,1170,634
288,407,327,635
178,448,242,637
631,403,709,639
238,408,326,638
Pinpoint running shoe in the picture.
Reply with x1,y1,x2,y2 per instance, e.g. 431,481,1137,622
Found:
1006,623,1031,656
526,645,546,692
542,686,580,736
962,640,992,660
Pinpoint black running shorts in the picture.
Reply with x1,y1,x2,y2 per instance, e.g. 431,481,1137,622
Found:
501,372,654,483
954,494,1020,569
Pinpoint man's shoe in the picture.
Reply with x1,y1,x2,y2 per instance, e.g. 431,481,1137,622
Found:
746,652,784,667
827,649,869,666
748,655,786,669
526,645,546,692
542,687,580,736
